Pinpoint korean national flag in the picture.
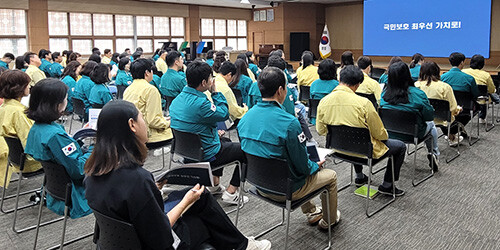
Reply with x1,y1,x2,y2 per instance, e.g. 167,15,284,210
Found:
319,24,332,59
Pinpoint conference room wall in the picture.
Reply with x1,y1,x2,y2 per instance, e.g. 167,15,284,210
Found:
325,0,500,68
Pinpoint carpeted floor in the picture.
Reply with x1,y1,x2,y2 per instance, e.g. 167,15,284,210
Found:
1,116,499,249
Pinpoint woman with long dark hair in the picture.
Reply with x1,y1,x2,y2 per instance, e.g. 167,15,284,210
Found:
230,59,253,104
245,51,260,78
380,61,440,170
296,51,319,88
212,51,227,74
84,100,271,250
409,53,424,81
378,56,403,84
61,61,82,113
337,51,354,80
89,63,113,108
74,60,98,119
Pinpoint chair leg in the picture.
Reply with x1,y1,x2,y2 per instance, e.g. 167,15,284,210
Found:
324,189,332,250
444,124,460,164
366,158,396,218
234,181,245,227
32,187,46,249
255,208,286,239
59,206,70,249
69,114,74,134
468,111,480,145
284,201,291,250
1,171,38,214
411,143,434,187
338,164,352,192
486,103,495,132
225,162,245,215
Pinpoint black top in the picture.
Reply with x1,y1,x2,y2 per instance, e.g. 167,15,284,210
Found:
84,164,175,250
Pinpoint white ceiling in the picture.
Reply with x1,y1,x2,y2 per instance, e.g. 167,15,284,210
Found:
142,0,359,9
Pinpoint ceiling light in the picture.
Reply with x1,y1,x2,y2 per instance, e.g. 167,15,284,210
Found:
240,0,251,4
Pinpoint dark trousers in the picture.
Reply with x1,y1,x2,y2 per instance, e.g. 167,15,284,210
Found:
479,104,487,119
441,110,472,135
354,139,406,183
297,112,313,140
173,190,248,250
210,138,246,187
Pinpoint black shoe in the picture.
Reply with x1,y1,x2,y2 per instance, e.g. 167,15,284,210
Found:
29,191,42,205
378,185,405,197
427,154,439,172
355,175,368,187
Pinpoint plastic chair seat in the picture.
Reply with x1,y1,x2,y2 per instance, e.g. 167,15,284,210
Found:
248,186,328,211
330,152,386,167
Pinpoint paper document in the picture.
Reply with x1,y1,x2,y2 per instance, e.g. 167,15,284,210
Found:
155,162,214,187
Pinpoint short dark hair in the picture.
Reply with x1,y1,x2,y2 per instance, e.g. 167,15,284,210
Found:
84,100,148,176
51,52,61,61
384,61,413,104
166,51,181,67
419,61,440,85
68,52,80,64
357,56,372,70
38,49,51,60
470,54,485,70
61,61,81,80
258,66,286,98
267,56,286,70
340,51,354,67
136,47,143,52
245,51,255,64
132,51,143,60
15,56,26,70
269,49,284,58
186,60,212,89
130,58,153,79
3,53,15,60
90,63,110,84
80,61,98,77
449,52,465,67
212,51,227,73
92,47,101,55
0,70,30,99
206,50,216,59
236,53,248,64
111,52,120,63
89,53,101,63
27,78,68,123
318,59,337,81
104,49,111,54
124,48,130,52
24,52,36,65
301,51,314,68
118,57,130,70
219,61,237,76
339,65,364,86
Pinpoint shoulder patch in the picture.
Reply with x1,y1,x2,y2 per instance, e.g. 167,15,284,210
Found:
298,132,307,143
210,103,217,112
62,142,77,156
289,94,294,101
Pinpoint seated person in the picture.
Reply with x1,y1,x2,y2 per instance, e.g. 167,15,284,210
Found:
115,57,133,88
50,52,64,78
441,52,479,137
245,51,261,78
238,67,340,230
206,50,216,67
356,56,382,103
161,51,187,99
38,49,52,77
170,61,248,205
84,100,271,250
378,57,403,84
463,54,496,123
415,62,463,145
74,61,98,119
337,51,354,81
24,52,46,87
124,59,172,145
89,63,113,108
409,53,425,82
25,78,93,218
316,65,407,196
0,53,14,69
155,50,167,74
310,59,339,100
0,70,43,188
230,59,253,105
296,51,319,88
381,62,439,170
61,61,82,113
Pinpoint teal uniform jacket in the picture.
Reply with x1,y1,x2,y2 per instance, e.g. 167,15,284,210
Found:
284,69,293,83
234,75,253,104
237,101,319,193
380,86,434,141
50,62,64,77
115,70,133,86
89,84,113,107
25,122,93,219
110,60,117,67
409,64,421,82
39,59,52,77
62,75,77,113
310,79,339,99
441,67,479,98
378,73,388,84
153,54,160,61
247,82,296,116
160,68,187,98
249,63,260,78
170,86,229,161
150,74,166,108
74,75,94,114
206,59,214,67
0,61,8,69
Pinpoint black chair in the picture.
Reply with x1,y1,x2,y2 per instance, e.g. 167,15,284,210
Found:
308,99,320,120
231,88,244,107
70,97,86,134
356,92,378,110
33,161,93,249
165,96,175,113
378,108,434,186
92,209,142,250
91,103,104,109
299,85,311,104
146,139,172,173
428,99,460,163
116,85,127,99
477,84,495,131
0,137,41,214
453,90,480,145
235,153,332,250
326,125,396,217
370,67,386,82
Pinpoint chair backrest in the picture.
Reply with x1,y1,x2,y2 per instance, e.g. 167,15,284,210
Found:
116,85,127,99
244,153,292,199
93,209,142,250
492,75,500,90
325,125,373,158
91,103,104,109
477,84,488,97
378,108,418,137
453,90,474,110
356,92,379,110
72,97,86,117
231,88,244,107
171,129,204,162
299,85,310,102
370,67,385,80
428,99,451,122
3,136,25,167
40,161,73,204
165,96,175,112
308,99,320,119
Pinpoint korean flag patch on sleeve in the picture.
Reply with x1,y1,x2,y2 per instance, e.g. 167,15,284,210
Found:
210,103,217,112
298,132,307,143
62,142,77,156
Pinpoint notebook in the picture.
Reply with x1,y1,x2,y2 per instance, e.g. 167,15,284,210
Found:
354,185,379,200
155,162,214,187
307,143,333,162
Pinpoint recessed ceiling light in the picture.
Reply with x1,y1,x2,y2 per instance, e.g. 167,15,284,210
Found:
240,0,251,4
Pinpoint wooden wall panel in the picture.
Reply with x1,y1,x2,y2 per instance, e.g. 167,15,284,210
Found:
27,0,49,52
247,5,285,53
198,6,251,20
0,0,29,9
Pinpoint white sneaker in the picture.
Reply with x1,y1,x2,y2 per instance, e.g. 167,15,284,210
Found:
479,118,486,124
449,135,464,146
207,184,226,195
305,206,323,225
317,210,341,231
221,190,249,205
246,237,271,250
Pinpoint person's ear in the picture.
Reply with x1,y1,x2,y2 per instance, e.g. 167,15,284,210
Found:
128,118,137,133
